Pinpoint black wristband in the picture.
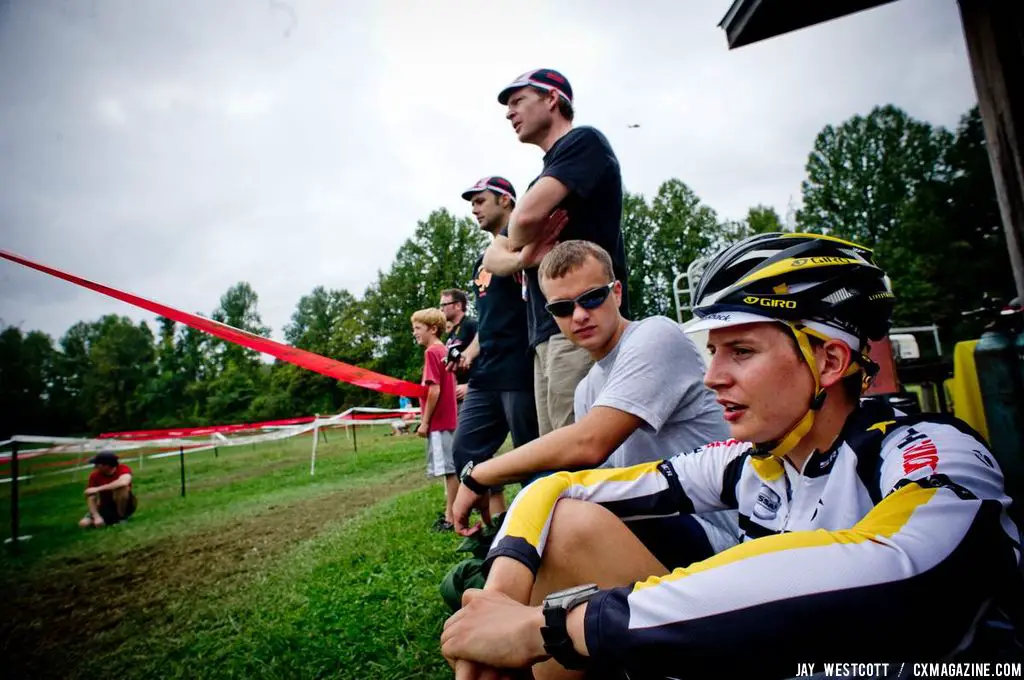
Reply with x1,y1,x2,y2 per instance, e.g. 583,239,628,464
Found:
462,471,489,495
460,461,490,494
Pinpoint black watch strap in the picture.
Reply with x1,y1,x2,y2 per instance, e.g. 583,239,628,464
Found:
460,462,489,494
541,589,598,670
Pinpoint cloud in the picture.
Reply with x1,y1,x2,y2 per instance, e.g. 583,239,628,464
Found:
0,0,979,344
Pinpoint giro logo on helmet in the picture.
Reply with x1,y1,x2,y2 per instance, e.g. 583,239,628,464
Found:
790,256,856,268
743,296,798,309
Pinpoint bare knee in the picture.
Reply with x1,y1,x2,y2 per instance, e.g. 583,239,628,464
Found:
532,499,666,605
545,499,617,561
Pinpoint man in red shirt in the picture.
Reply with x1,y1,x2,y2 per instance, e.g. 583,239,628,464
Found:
412,307,459,531
78,451,137,528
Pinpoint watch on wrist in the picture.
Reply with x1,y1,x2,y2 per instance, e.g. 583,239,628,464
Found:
459,461,489,495
540,583,599,670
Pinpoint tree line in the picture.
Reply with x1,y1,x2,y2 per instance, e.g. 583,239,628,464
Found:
0,105,1012,438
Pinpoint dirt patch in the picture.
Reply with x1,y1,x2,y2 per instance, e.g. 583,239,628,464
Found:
0,467,429,678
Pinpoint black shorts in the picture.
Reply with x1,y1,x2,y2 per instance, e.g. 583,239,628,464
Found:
451,388,539,479
626,514,718,571
98,493,137,525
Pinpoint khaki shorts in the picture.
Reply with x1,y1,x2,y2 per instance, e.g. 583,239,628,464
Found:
533,333,594,436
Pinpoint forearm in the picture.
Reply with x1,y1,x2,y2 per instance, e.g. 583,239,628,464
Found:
474,423,604,487
464,335,480,362
484,461,678,577
507,177,568,248
484,556,535,604
580,482,1011,675
422,386,440,427
506,211,545,250
482,242,524,276
92,477,131,493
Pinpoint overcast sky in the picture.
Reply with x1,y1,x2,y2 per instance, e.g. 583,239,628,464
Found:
0,0,979,345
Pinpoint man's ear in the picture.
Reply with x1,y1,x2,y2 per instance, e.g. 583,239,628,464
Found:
818,340,854,389
545,88,560,113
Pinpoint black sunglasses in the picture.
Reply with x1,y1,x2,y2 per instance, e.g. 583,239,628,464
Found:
545,282,616,318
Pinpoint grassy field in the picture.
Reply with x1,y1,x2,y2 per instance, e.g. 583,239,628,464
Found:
0,426,491,679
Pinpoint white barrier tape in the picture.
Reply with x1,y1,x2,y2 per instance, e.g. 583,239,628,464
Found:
2,408,418,483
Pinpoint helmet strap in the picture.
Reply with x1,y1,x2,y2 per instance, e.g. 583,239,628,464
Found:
750,323,826,459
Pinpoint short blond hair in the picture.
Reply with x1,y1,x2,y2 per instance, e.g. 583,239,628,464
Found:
411,308,447,336
538,239,615,283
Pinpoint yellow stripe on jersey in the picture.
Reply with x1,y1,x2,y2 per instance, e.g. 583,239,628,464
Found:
570,461,662,488
503,461,663,547
633,481,939,592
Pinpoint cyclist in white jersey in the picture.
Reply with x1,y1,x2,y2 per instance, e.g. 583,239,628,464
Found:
440,232,1022,680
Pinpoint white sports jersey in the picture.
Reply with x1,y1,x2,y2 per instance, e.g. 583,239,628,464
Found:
486,401,1021,678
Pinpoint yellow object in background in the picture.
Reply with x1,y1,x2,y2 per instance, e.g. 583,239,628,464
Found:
947,340,990,442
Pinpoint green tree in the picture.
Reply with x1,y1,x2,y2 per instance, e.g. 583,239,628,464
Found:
0,326,59,438
80,315,156,433
623,180,724,320
795,104,1012,342
745,205,784,235
362,209,489,392
620,191,656,319
205,364,260,423
178,323,214,424
211,282,271,372
887,107,1015,338
796,104,952,246
49,321,95,434
265,286,375,416
135,317,195,427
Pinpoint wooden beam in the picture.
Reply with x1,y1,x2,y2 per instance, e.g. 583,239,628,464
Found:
719,0,898,49
959,0,1024,302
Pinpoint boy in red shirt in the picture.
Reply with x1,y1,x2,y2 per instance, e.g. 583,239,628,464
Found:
78,451,137,528
411,308,459,531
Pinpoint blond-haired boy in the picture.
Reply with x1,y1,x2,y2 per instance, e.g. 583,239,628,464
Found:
411,308,459,531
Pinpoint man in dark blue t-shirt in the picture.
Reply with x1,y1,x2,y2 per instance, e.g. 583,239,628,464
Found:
482,68,629,436
453,176,540,518
440,288,477,402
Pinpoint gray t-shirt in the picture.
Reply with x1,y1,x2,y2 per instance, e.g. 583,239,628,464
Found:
574,315,729,468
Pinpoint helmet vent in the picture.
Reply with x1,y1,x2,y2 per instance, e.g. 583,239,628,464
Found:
824,288,855,304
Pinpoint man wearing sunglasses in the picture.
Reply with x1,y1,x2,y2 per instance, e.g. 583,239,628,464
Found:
482,68,630,440
454,241,733,556
441,288,477,402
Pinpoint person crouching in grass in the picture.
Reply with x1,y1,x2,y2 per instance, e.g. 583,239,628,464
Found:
412,308,460,532
79,451,137,528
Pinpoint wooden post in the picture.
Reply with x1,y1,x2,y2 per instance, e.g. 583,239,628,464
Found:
958,0,1024,302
